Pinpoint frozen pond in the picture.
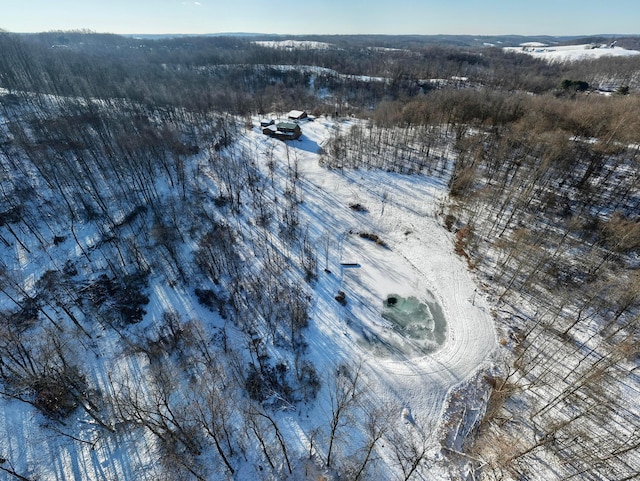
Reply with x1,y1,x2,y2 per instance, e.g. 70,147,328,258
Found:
354,292,447,358
382,294,446,344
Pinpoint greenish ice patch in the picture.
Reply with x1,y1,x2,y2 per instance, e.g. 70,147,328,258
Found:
352,292,448,358
382,294,447,345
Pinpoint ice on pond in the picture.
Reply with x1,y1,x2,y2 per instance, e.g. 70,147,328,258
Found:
382,294,446,345
354,292,448,358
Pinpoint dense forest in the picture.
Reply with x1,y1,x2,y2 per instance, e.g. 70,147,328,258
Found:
4,31,640,112
0,31,639,480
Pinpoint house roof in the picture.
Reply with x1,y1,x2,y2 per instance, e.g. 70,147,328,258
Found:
277,121,299,130
287,110,307,119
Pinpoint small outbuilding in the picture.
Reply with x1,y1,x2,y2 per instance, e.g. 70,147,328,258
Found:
287,110,308,120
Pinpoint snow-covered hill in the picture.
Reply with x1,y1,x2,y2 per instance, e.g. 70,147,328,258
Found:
0,105,496,480
504,43,640,62
243,115,497,442
253,40,334,50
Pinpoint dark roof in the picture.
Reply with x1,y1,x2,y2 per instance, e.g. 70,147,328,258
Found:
277,121,299,130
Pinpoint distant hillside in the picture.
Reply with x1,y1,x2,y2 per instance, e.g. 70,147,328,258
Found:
95,32,640,49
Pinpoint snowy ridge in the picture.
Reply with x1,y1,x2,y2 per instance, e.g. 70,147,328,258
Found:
503,43,640,63
253,40,334,50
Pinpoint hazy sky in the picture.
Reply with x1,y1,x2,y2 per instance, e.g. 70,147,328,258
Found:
1,0,638,36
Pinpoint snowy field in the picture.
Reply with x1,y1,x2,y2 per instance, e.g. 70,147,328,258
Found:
239,118,497,474
503,43,640,62
253,40,334,50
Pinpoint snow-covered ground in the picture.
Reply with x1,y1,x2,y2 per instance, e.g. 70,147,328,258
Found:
503,43,640,62
253,40,334,50
240,118,497,473
0,113,496,480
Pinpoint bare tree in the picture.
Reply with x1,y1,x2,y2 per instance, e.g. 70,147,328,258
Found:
388,424,430,481
349,404,394,481
325,362,364,469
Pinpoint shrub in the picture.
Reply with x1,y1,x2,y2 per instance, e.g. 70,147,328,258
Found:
194,288,227,317
31,365,86,420
358,231,388,248
560,79,589,92
349,203,368,212
298,361,321,401
85,271,149,325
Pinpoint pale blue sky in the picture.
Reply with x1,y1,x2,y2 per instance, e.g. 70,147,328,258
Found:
1,0,638,36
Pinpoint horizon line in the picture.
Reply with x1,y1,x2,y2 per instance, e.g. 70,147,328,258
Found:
2,29,639,38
